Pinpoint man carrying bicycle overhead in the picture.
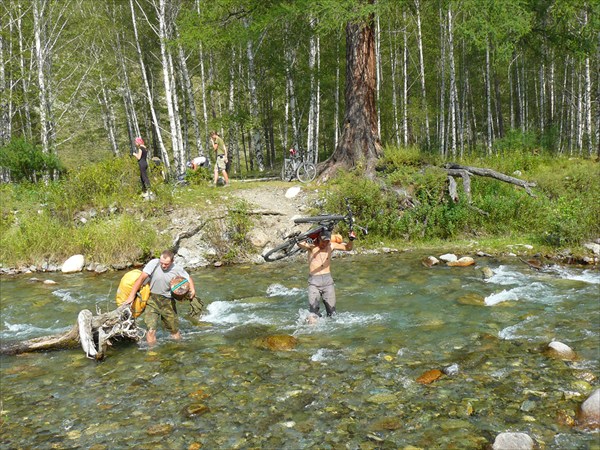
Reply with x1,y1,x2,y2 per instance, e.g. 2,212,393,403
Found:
297,229,356,319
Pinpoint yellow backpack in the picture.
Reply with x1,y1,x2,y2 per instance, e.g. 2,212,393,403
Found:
115,269,151,318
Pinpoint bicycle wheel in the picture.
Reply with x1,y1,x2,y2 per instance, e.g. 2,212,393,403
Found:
263,239,302,262
296,162,316,183
294,214,345,225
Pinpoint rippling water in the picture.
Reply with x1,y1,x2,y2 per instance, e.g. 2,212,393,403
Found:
1,252,598,449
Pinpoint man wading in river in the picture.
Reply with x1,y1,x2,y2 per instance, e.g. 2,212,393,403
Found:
297,230,355,319
124,250,196,345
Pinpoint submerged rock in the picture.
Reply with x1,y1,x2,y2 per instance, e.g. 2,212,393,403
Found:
481,267,494,279
254,334,298,351
416,369,443,385
545,341,577,361
492,432,534,450
578,389,600,429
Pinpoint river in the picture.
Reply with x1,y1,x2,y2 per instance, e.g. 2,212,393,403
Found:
1,251,598,449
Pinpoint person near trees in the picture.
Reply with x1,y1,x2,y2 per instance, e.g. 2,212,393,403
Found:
210,131,229,186
187,155,209,171
124,249,196,345
297,229,356,318
133,137,151,193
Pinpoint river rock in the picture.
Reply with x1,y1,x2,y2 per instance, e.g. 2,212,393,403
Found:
43,279,57,285
578,389,600,429
439,253,457,263
422,256,439,268
481,267,494,279
255,335,298,351
545,341,577,361
416,369,443,384
61,254,85,273
94,264,109,274
583,242,600,255
492,432,534,450
447,256,475,267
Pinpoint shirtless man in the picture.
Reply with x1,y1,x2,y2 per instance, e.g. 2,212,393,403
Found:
297,229,355,318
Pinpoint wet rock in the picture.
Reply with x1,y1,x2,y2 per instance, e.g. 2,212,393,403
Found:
43,279,57,285
61,254,85,273
371,417,403,431
439,253,457,263
457,293,485,306
147,423,173,436
86,262,97,272
578,389,600,429
584,242,600,255
94,264,109,274
481,266,494,279
254,335,298,351
545,341,577,361
416,369,443,385
183,403,209,418
422,256,439,268
492,432,534,450
557,410,576,427
447,256,475,267
443,364,459,376
367,393,397,404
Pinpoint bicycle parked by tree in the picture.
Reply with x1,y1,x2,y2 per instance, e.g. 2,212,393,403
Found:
263,199,367,262
281,148,317,183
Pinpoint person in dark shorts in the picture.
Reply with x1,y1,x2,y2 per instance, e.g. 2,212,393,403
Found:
124,249,196,345
297,229,355,318
133,137,151,193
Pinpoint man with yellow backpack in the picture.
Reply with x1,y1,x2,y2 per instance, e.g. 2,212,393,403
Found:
120,249,198,345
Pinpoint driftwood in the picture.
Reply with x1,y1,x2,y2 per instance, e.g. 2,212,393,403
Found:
445,163,537,197
0,304,143,360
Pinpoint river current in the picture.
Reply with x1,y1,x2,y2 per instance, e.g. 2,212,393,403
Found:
1,251,598,449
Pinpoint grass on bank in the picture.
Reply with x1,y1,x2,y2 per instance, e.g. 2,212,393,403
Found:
0,147,598,268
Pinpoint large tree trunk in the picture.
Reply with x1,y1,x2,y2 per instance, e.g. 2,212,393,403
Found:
319,10,382,181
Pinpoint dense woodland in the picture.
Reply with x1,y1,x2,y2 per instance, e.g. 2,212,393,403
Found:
0,0,598,180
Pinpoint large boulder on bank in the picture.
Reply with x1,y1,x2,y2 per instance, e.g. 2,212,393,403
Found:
578,389,600,429
492,432,534,450
61,254,85,273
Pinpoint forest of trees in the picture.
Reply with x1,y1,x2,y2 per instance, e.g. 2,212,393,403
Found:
0,0,598,180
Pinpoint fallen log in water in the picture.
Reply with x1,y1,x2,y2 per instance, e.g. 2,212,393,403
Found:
0,304,142,360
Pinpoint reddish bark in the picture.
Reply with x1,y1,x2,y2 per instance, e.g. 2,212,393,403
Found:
319,11,382,181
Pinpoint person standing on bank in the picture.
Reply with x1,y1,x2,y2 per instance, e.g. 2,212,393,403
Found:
124,249,196,345
210,131,229,186
133,137,151,194
297,229,355,318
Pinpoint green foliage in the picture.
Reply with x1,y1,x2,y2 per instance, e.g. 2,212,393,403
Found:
184,167,212,185
224,199,254,261
322,147,599,248
0,138,65,182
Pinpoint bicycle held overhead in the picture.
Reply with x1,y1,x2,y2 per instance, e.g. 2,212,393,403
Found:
281,148,317,183
262,199,368,262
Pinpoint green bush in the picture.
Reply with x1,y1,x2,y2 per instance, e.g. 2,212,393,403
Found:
0,138,64,182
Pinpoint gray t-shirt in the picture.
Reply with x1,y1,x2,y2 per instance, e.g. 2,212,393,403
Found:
143,258,190,298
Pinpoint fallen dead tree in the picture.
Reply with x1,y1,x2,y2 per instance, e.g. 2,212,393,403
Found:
444,163,537,208
0,304,143,360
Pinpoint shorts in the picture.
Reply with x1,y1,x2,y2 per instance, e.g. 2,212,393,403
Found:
145,294,179,334
308,273,336,315
216,155,226,171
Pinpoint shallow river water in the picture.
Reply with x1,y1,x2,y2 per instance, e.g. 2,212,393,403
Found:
1,251,599,449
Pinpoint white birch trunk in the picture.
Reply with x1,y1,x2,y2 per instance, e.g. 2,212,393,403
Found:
285,47,300,151
485,39,493,154
376,11,382,139
414,0,430,148
99,74,118,155
439,7,446,157
389,19,400,148
0,15,9,146
447,7,458,158
33,0,50,154
403,11,408,147
129,0,168,167
245,29,264,171
16,5,33,140
307,18,318,163
334,39,341,149
228,46,238,174
177,41,204,157
584,55,592,156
